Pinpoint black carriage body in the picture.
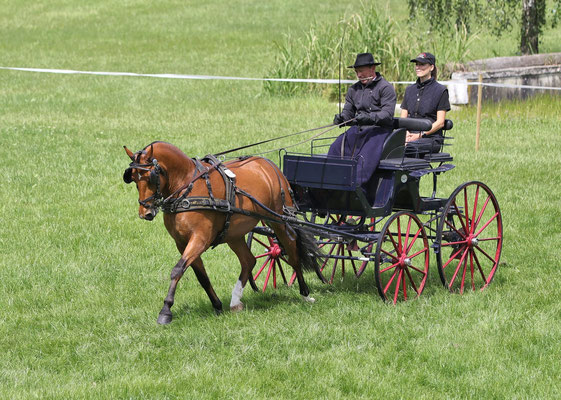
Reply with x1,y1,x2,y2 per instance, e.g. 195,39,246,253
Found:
283,120,454,218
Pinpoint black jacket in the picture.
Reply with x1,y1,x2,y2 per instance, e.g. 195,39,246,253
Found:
340,72,397,128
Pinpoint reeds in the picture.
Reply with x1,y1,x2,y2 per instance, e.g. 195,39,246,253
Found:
265,3,477,97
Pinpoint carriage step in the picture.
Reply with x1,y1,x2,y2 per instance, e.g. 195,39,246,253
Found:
409,164,455,178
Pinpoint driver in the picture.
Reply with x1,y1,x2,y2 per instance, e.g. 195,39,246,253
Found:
329,52,397,189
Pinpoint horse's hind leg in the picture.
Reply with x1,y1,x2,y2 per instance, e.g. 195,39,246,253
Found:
270,223,315,303
227,238,257,312
191,256,223,313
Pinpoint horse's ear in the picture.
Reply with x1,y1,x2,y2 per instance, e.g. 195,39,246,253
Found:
124,146,135,161
146,144,154,160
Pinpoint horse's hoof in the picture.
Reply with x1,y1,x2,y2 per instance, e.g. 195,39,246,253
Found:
157,312,172,325
230,303,244,312
302,295,316,303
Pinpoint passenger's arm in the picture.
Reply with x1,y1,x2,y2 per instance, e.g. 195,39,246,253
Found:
425,110,446,136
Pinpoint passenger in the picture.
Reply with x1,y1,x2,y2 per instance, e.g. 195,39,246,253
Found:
329,52,397,188
400,52,451,156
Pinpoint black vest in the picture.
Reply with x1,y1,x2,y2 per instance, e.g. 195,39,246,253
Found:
403,78,447,123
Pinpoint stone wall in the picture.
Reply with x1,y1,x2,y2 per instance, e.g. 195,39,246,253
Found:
447,53,561,104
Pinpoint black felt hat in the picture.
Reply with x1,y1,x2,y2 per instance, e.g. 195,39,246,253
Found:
347,52,381,68
410,52,436,65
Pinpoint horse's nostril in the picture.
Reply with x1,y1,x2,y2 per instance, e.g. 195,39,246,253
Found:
144,211,155,221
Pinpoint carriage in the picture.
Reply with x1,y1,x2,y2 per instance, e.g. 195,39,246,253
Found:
246,118,503,303
123,117,503,323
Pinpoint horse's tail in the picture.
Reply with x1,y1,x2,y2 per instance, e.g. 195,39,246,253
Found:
290,224,327,284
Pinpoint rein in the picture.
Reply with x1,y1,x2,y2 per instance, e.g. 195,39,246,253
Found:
214,122,340,158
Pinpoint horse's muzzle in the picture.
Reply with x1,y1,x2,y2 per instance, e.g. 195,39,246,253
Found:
139,209,157,221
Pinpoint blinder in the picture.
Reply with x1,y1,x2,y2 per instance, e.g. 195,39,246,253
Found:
122,159,163,186
149,167,160,186
123,168,133,184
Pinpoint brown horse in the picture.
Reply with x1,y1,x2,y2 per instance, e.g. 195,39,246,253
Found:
123,141,324,324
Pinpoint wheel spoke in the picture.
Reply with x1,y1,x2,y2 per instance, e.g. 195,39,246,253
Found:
470,185,480,234
346,248,358,275
477,236,501,242
474,244,498,264
320,242,338,272
463,187,471,234
404,216,413,253
440,239,468,247
396,217,403,253
381,260,400,274
404,267,420,294
441,246,465,270
380,247,399,262
408,247,429,260
406,226,424,253
387,230,401,255
383,267,399,295
254,257,270,279
449,249,468,288
254,237,271,248
472,251,489,284
393,269,403,304
444,217,468,239
408,263,427,275
276,259,288,284
474,211,500,238
460,254,468,294
402,269,408,301
472,195,491,233
469,250,475,291
255,251,272,260
452,199,469,234
263,258,274,291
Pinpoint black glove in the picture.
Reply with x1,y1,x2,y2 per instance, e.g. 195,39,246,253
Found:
333,113,344,125
356,112,375,126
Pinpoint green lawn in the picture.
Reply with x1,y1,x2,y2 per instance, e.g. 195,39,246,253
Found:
1,1,561,399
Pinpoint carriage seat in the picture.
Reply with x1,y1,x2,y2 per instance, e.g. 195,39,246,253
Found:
376,118,432,171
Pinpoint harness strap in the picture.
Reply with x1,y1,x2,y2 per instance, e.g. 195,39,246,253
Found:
201,154,238,247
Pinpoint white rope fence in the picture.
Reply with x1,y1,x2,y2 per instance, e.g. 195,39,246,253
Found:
2,66,561,90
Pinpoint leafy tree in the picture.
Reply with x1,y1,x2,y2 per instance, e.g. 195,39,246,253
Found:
407,0,561,54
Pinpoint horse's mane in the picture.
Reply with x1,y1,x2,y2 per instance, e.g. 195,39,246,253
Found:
142,141,191,162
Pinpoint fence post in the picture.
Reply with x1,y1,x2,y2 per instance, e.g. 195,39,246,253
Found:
475,73,483,151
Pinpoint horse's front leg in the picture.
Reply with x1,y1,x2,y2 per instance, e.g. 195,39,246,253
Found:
157,237,221,324
157,258,188,325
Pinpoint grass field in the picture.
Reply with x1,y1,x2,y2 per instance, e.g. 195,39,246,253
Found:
1,1,561,399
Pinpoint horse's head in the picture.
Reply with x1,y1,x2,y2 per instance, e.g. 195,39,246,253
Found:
123,143,168,221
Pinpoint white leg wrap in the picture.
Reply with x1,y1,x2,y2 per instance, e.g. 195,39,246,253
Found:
230,280,244,308
301,295,316,303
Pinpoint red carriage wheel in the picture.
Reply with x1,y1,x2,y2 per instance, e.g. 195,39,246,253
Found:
316,213,366,283
374,211,430,303
247,222,294,292
436,181,503,293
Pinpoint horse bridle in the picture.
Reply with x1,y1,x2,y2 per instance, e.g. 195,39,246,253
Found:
123,157,165,212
